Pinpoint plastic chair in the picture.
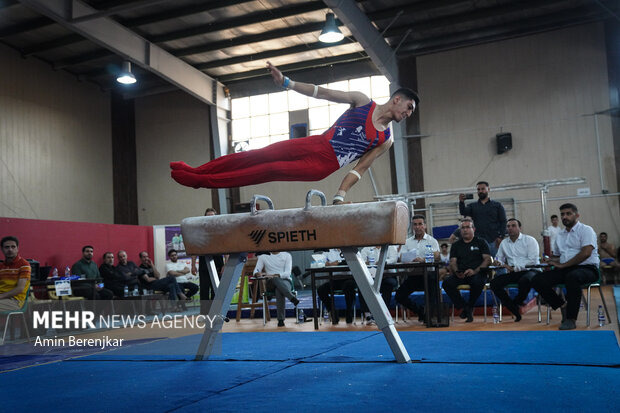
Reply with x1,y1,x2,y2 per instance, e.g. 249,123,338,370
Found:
1,293,30,344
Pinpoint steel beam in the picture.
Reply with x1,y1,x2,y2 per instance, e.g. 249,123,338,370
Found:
323,0,398,82
19,0,223,107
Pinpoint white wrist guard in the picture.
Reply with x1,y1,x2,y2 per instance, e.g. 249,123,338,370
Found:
348,170,361,180
332,195,344,204
312,85,318,98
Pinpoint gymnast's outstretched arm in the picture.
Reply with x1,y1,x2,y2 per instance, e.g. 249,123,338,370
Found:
266,61,370,108
332,139,393,205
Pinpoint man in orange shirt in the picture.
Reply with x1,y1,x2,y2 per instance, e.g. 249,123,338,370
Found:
0,236,31,311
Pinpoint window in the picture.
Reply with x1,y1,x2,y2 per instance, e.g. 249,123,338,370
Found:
231,75,390,151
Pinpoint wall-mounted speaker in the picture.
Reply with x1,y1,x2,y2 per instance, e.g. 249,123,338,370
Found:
496,133,512,154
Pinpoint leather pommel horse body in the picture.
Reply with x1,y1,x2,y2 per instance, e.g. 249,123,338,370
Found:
184,191,412,363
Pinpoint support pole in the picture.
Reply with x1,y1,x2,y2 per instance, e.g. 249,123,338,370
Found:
342,247,411,363
540,186,550,256
195,253,247,360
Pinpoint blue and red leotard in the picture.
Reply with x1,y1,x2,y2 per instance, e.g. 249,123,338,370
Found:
170,101,390,188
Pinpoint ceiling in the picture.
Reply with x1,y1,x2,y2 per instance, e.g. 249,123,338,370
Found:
0,0,617,100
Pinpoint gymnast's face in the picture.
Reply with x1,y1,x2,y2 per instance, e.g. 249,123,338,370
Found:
392,96,415,122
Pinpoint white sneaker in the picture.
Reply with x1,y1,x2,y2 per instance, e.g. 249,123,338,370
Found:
366,316,376,326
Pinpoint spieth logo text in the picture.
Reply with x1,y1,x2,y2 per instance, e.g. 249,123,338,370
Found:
249,229,317,246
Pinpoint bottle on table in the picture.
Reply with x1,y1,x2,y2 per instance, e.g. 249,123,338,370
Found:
424,245,434,263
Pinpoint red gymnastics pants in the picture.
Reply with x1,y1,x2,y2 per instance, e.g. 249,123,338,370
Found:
170,134,341,188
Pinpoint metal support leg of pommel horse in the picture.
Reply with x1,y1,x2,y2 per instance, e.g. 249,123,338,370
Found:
341,247,411,363
195,253,247,360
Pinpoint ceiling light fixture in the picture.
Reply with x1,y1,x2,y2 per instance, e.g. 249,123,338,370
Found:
319,12,344,43
116,61,136,84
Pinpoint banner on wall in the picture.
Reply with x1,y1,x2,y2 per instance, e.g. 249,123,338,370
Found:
164,226,187,259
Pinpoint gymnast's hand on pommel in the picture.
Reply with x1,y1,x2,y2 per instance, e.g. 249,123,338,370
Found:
266,61,284,86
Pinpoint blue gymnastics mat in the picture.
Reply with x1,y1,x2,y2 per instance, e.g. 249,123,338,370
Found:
2,331,619,412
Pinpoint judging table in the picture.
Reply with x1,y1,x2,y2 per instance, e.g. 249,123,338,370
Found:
306,261,448,330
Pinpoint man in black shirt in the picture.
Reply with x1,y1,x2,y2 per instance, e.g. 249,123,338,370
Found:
99,251,126,298
139,251,186,302
115,250,143,294
443,218,491,322
459,181,506,257
191,208,225,314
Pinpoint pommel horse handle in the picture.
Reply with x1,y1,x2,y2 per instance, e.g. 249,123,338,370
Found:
250,194,274,215
304,189,326,210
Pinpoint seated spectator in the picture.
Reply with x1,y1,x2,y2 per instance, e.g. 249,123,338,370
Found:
395,215,440,321
71,245,113,300
598,232,617,267
165,249,199,301
0,236,30,311
489,219,540,322
253,251,299,327
547,214,562,254
317,249,357,324
358,245,398,325
115,250,143,295
139,251,186,303
532,204,599,330
438,243,450,280
100,252,125,298
443,218,491,322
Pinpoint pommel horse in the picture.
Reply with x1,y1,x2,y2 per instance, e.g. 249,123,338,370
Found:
182,190,412,363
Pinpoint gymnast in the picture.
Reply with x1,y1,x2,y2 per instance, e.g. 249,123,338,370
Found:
170,61,419,204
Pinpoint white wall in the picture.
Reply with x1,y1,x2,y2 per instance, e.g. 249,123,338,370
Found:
0,44,113,223
135,91,214,225
416,23,619,243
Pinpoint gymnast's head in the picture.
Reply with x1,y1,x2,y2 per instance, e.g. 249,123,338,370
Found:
387,87,419,122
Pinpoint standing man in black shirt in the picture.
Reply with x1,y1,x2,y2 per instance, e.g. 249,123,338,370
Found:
459,181,507,257
443,218,491,322
191,207,225,314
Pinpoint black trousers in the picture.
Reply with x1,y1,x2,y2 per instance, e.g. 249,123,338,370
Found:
148,277,183,300
179,282,199,298
531,265,598,320
442,272,487,309
490,270,538,309
317,278,357,316
359,277,398,313
395,274,426,313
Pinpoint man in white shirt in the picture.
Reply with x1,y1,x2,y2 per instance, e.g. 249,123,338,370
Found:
547,214,562,255
253,251,299,327
531,204,599,330
166,249,199,304
395,215,440,321
489,218,540,322
358,245,399,324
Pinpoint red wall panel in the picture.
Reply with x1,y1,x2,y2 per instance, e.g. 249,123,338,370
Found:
0,217,153,270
